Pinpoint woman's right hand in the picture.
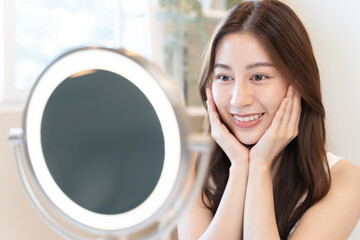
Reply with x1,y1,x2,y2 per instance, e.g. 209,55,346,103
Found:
206,87,250,167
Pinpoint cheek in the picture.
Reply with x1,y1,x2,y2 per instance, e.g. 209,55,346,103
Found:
211,83,230,117
257,85,287,115
211,83,224,107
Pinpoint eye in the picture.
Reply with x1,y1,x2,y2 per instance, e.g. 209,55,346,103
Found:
216,74,232,81
251,74,267,81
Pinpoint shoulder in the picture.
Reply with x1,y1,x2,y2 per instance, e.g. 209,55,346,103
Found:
330,159,360,204
331,159,360,191
290,159,360,239
326,152,360,197
327,159,360,225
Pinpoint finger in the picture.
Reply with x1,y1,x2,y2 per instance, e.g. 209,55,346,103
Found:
206,88,221,125
206,89,238,151
206,87,210,102
206,88,217,115
279,85,295,131
206,100,217,124
288,89,302,137
271,97,289,132
206,88,216,111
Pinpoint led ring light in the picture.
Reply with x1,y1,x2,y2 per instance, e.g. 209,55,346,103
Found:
9,47,212,239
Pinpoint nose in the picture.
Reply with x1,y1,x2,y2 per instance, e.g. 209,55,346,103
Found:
230,80,254,108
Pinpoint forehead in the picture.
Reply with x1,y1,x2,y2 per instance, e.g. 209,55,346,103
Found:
214,33,272,67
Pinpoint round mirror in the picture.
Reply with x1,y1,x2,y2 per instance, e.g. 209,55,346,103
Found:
10,47,211,239
41,69,165,216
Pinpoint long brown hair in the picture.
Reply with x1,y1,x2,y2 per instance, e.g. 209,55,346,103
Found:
198,1,330,239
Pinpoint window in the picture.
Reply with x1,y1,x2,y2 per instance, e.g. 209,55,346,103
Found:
0,1,4,100
1,0,226,109
0,0,152,103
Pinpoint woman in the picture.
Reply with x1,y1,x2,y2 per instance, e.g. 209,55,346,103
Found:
178,0,360,239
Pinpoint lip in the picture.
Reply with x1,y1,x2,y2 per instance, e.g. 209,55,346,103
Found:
232,112,264,117
232,113,264,128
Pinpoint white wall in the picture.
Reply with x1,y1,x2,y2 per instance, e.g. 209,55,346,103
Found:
283,0,360,239
0,110,63,240
1,0,359,239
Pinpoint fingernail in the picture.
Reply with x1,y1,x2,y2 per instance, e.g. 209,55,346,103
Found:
285,98,289,104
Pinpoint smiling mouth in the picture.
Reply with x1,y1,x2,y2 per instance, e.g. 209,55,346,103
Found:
233,113,265,122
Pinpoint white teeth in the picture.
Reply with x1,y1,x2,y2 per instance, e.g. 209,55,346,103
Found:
234,113,263,122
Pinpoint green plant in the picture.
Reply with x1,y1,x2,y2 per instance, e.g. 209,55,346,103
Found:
155,0,240,105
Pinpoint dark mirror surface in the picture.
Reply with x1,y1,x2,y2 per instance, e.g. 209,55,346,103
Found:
40,69,165,215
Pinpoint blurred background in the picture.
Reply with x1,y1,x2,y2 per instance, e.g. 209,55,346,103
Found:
0,0,359,239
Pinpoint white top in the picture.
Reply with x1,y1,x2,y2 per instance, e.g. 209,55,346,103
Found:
327,151,343,169
288,152,343,237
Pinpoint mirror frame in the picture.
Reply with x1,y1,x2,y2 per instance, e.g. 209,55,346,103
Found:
19,47,194,235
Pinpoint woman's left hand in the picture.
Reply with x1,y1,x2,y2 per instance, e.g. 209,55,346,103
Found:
249,85,301,169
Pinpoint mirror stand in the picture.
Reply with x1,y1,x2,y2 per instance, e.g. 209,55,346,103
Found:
8,47,213,240
9,128,212,240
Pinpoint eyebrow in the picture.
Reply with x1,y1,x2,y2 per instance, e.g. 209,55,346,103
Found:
213,63,231,70
213,62,274,70
246,62,274,70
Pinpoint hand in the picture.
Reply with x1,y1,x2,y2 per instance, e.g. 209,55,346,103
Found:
249,85,301,169
206,88,249,167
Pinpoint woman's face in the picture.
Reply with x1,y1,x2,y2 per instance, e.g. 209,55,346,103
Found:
212,33,288,145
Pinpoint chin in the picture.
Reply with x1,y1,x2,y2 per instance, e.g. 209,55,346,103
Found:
237,137,258,146
233,129,264,146
231,129,262,146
